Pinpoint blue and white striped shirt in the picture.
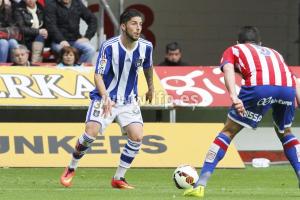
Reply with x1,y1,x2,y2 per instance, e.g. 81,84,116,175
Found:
90,36,153,103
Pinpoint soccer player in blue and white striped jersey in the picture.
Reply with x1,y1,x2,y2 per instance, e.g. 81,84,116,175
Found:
60,9,154,189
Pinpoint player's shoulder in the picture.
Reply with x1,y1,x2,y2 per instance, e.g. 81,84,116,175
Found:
101,36,119,48
221,44,237,54
233,43,248,49
265,46,279,55
138,38,153,48
260,45,284,59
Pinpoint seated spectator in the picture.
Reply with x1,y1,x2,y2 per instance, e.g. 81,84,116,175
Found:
11,44,36,66
57,46,81,67
10,0,21,10
158,42,189,66
0,0,19,62
45,0,97,64
14,0,48,63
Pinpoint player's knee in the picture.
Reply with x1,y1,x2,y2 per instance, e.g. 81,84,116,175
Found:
128,134,143,143
274,127,292,139
136,135,143,143
127,130,143,142
85,122,101,138
221,118,243,139
125,123,143,142
284,127,292,135
221,126,239,139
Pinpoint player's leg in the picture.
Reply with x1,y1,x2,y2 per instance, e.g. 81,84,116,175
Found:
115,123,143,178
60,122,100,187
70,122,100,169
191,118,243,190
60,100,112,187
275,127,300,188
185,86,270,197
272,87,300,187
111,123,142,189
184,118,243,197
111,103,143,189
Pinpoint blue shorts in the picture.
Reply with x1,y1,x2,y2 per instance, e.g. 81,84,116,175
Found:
228,85,295,133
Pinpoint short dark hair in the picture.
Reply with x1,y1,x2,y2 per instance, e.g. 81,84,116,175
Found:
166,42,181,53
120,9,143,24
238,26,261,44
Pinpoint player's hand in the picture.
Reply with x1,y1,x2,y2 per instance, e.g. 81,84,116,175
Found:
231,96,246,116
76,37,89,43
145,89,154,103
101,96,115,118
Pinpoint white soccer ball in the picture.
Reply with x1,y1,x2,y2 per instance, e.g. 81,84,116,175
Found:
173,164,199,189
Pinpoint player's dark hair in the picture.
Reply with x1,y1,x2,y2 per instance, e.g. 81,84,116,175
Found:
120,9,143,24
166,42,181,53
238,26,261,44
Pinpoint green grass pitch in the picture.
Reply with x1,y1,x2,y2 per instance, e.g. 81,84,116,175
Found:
0,165,299,200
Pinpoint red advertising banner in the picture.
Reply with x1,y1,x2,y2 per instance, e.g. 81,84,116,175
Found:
155,66,300,107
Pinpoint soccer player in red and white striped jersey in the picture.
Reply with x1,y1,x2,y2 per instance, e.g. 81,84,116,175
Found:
221,41,295,87
184,26,300,198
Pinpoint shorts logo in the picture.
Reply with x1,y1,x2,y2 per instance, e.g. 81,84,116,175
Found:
133,106,140,114
257,97,292,106
99,59,107,73
243,110,262,122
94,101,101,109
93,110,100,117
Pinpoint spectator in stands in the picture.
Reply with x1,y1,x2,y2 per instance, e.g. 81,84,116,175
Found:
37,0,44,7
45,0,97,64
57,46,81,67
158,42,189,66
11,44,36,66
10,0,21,9
14,0,48,63
0,0,19,62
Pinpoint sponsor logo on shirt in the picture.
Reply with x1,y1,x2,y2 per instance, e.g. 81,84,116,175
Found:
135,58,144,68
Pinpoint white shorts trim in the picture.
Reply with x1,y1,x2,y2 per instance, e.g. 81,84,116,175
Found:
228,114,254,130
273,121,292,134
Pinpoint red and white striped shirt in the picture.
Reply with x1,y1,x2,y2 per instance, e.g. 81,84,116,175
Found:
220,43,295,87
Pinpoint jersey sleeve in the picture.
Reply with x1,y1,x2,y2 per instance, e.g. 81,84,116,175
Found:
220,46,236,71
95,43,112,75
143,44,153,69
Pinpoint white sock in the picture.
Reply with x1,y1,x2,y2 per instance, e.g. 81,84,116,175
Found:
114,166,128,180
69,157,80,170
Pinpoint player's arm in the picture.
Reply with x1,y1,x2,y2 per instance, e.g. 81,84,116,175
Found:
94,74,113,118
294,77,300,107
94,42,114,117
223,63,245,116
143,66,154,103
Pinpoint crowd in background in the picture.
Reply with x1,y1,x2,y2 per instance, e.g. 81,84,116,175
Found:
0,0,189,67
0,0,97,67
